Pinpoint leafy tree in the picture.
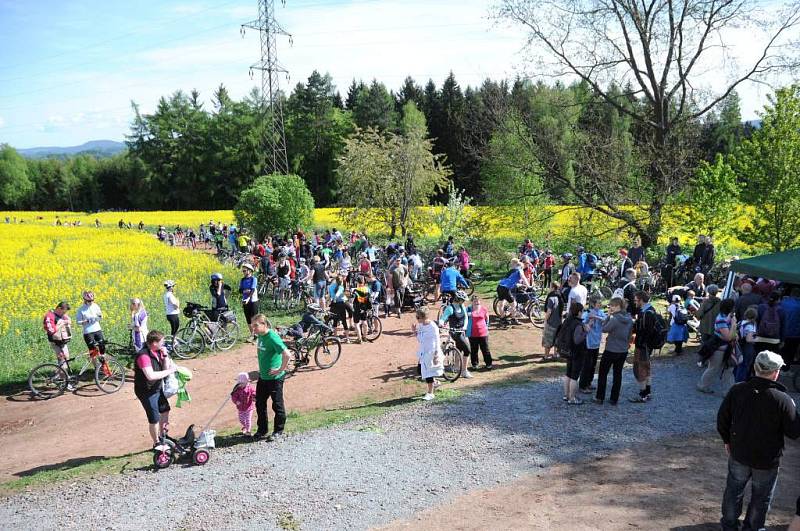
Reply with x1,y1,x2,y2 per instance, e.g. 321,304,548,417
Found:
234,173,315,238
666,154,741,240
352,80,396,131
0,144,33,207
733,86,800,252
498,0,800,247
336,102,450,237
433,182,483,243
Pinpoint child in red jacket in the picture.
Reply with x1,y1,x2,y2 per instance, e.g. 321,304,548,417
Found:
231,372,256,436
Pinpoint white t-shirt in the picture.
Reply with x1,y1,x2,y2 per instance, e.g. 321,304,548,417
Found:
77,303,103,334
568,284,588,312
164,291,180,315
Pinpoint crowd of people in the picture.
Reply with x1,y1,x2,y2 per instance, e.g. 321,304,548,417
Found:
36,221,800,530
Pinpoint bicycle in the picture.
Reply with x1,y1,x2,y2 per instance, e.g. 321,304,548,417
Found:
357,297,384,342
171,303,240,359
492,286,544,328
438,326,464,382
278,322,342,374
28,347,126,399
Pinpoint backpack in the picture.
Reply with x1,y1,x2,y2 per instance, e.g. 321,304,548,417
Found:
612,281,634,300
586,254,597,269
643,309,668,350
555,317,579,357
757,305,781,339
673,306,689,326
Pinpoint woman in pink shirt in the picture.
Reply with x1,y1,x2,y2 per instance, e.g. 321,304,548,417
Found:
467,295,492,370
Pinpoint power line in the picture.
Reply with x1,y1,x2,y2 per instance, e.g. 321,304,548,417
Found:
241,0,290,174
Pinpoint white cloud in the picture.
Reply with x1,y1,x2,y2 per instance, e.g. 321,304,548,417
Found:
0,116,5,128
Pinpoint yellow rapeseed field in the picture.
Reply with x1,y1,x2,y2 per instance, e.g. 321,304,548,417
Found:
0,223,240,387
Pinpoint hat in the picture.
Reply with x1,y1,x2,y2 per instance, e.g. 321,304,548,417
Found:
672,295,681,303
164,280,176,288
242,262,255,271
754,351,785,372
707,284,720,294
236,372,250,385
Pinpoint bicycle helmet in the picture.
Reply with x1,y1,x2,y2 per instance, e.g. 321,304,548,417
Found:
307,303,322,313
241,263,254,271
82,290,95,302
211,273,223,281
562,253,573,259
164,280,176,288
455,290,467,301
299,257,306,263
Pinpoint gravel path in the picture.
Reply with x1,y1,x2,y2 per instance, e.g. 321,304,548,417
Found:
1,356,729,531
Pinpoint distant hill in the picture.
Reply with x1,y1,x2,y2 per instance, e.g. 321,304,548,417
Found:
18,140,126,159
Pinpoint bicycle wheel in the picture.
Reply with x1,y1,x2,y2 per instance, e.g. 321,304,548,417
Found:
94,356,126,394
363,315,383,342
314,336,342,369
172,325,205,359
492,296,502,317
469,268,485,286
599,286,613,299
441,346,462,382
214,321,240,351
28,363,68,399
464,279,475,297
527,301,545,329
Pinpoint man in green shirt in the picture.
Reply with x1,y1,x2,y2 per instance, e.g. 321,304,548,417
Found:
251,314,290,441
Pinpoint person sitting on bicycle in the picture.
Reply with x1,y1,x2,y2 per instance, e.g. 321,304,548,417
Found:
294,257,311,295
43,301,72,372
286,303,329,342
76,290,106,355
496,258,530,324
439,263,469,301
209,273,230,321
438,290,473,379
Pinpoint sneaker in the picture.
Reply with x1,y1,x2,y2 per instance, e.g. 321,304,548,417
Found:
267,431,285,442
579,388,593,394
253,431,267,440
592,398,604,405
66,383,76,392
562,396,568,402
629,395,650,403
696,386,714,394
422,393,435,401
485,365,493,371
567,398,584,405
470,365,479,371
462,370,474,379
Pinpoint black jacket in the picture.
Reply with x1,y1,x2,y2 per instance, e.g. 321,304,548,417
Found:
717,377,800,469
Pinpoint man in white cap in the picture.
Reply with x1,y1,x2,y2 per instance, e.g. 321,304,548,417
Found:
717,350,800,531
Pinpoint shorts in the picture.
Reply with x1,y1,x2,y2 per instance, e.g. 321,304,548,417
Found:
49,341,69,361
542,324,558,348
137,390,171,424
566,347,585,380
353,302,368,323
496,285,514,303
314,280,326,300
633,346,652,381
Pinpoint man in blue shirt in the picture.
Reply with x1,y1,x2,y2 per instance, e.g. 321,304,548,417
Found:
496,259,530,323
439,264,468,300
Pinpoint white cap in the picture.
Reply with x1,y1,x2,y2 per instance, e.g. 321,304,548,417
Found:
754,350,785,372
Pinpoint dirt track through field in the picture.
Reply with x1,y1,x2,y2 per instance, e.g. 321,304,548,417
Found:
0,305,538,482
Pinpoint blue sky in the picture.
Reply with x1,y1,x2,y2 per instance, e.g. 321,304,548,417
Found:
0,0,778,148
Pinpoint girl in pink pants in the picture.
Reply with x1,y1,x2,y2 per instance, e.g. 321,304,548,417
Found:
231,372,256,436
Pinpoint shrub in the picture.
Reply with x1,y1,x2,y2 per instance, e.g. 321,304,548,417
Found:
234,174,314,238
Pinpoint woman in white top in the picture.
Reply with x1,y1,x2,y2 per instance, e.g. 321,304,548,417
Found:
163,280,180,335
76,290,106,354
130,298,149,351
412,308,444,401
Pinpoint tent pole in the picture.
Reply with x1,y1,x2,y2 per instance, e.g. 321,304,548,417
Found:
722,270,735,299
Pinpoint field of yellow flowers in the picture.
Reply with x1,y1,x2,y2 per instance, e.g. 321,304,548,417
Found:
0,223,241,388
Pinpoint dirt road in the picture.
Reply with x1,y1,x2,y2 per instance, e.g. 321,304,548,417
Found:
0,308,538,482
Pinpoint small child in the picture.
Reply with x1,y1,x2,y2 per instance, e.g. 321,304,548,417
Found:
684,290,700,313
230,372,256,436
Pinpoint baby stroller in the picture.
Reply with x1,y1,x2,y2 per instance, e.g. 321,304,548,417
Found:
152,392,229,469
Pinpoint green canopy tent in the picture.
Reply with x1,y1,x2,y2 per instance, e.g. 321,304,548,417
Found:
723,248,800,296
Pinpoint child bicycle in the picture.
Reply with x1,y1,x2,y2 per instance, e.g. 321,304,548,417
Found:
278,321,342,374
28,346,126,399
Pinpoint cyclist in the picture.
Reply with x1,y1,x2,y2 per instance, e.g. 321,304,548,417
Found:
438,290,473,379
285,303,328,344
240,263,259,330
328,275,353,340
43,301,72,375
163,280,180,336
559,253,576,286
351,275,372,343
357,252,372,276
439,262,469,301
76,290,106,355
431,249,447,300
294,257,311,294
311,256,328,310
496,259,530,323
542,249,555,288
456,247,471,277
209,273,230,321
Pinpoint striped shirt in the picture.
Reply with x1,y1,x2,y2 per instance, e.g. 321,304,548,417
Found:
714,313,732,338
